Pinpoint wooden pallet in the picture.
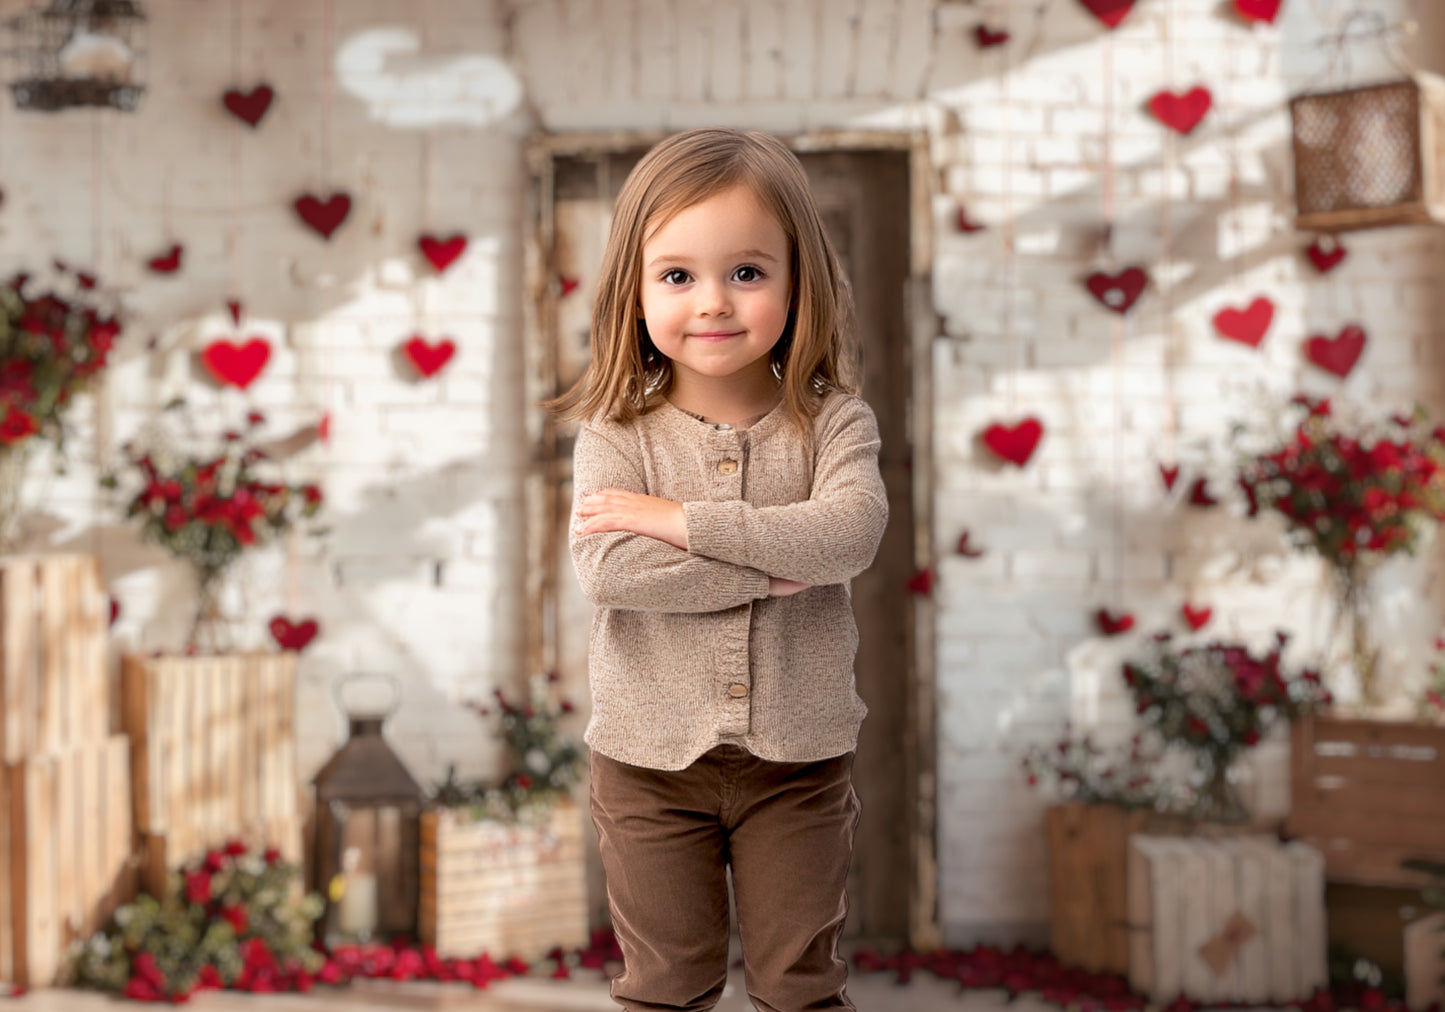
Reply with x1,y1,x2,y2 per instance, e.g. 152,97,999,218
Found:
120,652,300,898
1285,713,1445,887
419,801,588,961
0,555,109,764
0,736,135,988
1128,835,1327,1004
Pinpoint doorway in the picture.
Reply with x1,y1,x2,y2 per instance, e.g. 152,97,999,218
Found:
525,133,933,946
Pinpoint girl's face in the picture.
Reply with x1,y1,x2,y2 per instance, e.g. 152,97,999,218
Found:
638,184,792,395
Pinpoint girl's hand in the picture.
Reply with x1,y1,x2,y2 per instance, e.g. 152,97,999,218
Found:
768,577,811,597
575,489,688,550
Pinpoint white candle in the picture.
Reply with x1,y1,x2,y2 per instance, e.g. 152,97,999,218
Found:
337,872,378,940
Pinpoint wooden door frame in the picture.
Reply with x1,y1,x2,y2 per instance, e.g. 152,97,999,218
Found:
521,128,941,950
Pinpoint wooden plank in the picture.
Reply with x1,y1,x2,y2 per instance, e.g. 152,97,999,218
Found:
78,737,103,938
20,755,57,987
82,557,107,742
119,655,149,830
1179,842,1212,1000
1289,842,1328,995
6,763,27,986
54,748,79,955
2,559,37,764
110,734,136,911
1294,777,1445,817
1264,843,1295,1003
274,654,298,819
1236,839,1270,1004
0,758,11,982
1287,808,1445,852
37,559,65,755
239,657,257,825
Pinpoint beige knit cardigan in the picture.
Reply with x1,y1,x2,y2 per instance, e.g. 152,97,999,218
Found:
569,391,889,770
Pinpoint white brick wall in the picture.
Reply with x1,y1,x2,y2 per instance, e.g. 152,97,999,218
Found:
2,0,1443,946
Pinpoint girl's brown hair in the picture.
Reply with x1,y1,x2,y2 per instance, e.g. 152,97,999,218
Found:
545,127,859,432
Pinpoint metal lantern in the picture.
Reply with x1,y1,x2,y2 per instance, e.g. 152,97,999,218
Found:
4,0,147,112
1290,73,1445,232
312,674,427,945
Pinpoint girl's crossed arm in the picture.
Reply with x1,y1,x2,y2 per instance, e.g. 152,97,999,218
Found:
570,423,776,611
577,397,888,588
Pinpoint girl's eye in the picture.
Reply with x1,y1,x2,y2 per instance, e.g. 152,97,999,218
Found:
661,269,691,285
733,265,765,283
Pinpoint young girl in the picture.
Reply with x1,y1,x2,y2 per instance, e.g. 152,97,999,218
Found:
554,127,888,1012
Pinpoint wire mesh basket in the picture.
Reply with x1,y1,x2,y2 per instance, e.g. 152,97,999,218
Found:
1290,74,1445,232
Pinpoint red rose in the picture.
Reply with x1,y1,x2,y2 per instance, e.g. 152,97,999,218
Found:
196,965,223,990
0,405,39,445
184,869,212,905
221,904,249,936
224,838,249,857
203,849,226,873
263,846,282,866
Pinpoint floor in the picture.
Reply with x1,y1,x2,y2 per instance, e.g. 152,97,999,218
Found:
8,969,1057,1012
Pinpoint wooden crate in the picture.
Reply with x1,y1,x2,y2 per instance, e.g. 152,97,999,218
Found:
1405,911,1445,1012
0,735,135,988
0,555,109,763
1045,803,1190,975
419,801,588,962
1128,836,1327,1004
120,652,301,899
1285,713,1445,887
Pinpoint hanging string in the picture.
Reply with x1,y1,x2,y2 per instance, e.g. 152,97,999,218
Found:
1160,0,1179,476
321,0,335,184
228,0,243,311
1001,0,1016,416
90,109,108,561
1101,24,1124,608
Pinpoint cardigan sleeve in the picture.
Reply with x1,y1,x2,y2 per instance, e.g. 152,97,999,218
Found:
570,421,772,613
683,396,889,586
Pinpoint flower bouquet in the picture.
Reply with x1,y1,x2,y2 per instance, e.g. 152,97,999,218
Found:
104,403,323,650
1122,632,1330,821
1237,396,1445,703
0,272,122,548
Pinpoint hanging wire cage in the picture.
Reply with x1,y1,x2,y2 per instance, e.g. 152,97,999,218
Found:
4,0,147,112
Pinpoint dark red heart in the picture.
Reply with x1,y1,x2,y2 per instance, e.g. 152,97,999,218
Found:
147,244,182,274
226,299,243,326
1212,296,1275,348
293,192,352,240
1159,463,1180,492
1188,478,1218,507
1149,86,1213,135
1085,268,1148,314
418,233,467,273
201,338,271,390
974,24,1010,47
222,85,275,127
1233,0,1282,24
269,615,319,652
982,417,1044,467
1305,236,1346,273
559,275,581,297
1182,604,1212,631
1096,609,1135,636
906,568,935,596
955,531,985,558
402,335,457,378
1079,0,1135,28
318,412,332,444
956,205,986,232
109,595,120,627
77,271,97,290
1305,325,1366,378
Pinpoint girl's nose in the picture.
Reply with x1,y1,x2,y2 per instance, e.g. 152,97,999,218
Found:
695,279,731,316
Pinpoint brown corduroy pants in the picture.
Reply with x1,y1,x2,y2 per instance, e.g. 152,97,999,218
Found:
589,745,860,1012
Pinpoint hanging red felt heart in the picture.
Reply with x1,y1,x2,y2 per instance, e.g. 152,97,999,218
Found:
1305,236,1347,273
1148,86,1213,135
1096,608,1135,636
109,595,120,627
906,568,935,596
1159,463,1180,491
1182,604,1213,631
974,24,1010,47
318,412,332,444
418,233,468,273
269,615,319,652
982,417,1044,466
201,338,271,390
956,205,986,232
1233,0,1282,24
1305,325,1366,378
1188,477,1218,507
1078,0,1135,28
955,531,985,558
76,271,97,290
1212,296,1275,348
226,299,243,326
1085,268,1148,314
147,244,182,273
293,192,352,240
402,335,457,378
559,275,581,297
222,85,275,127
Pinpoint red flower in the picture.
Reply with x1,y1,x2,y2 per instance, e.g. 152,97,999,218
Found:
203,849,227,873
0,405,39,445
263,845,282,866
195,965,223,991
224,838,249,857
184,869,212,905
221,904,249,936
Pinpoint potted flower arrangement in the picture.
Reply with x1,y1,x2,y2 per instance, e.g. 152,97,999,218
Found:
1236,396,1445,704
104,402,323,650
0,272,122,548
1122,632,1331,823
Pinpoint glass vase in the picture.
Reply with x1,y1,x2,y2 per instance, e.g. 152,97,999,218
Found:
0,442,31,553
1192,748,1250,824
188,567,234,653
1333,563,1382,708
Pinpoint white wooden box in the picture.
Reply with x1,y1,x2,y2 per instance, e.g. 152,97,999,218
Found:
1128,835,1327,1004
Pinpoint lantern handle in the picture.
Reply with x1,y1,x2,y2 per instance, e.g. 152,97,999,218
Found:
331,672,402,721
